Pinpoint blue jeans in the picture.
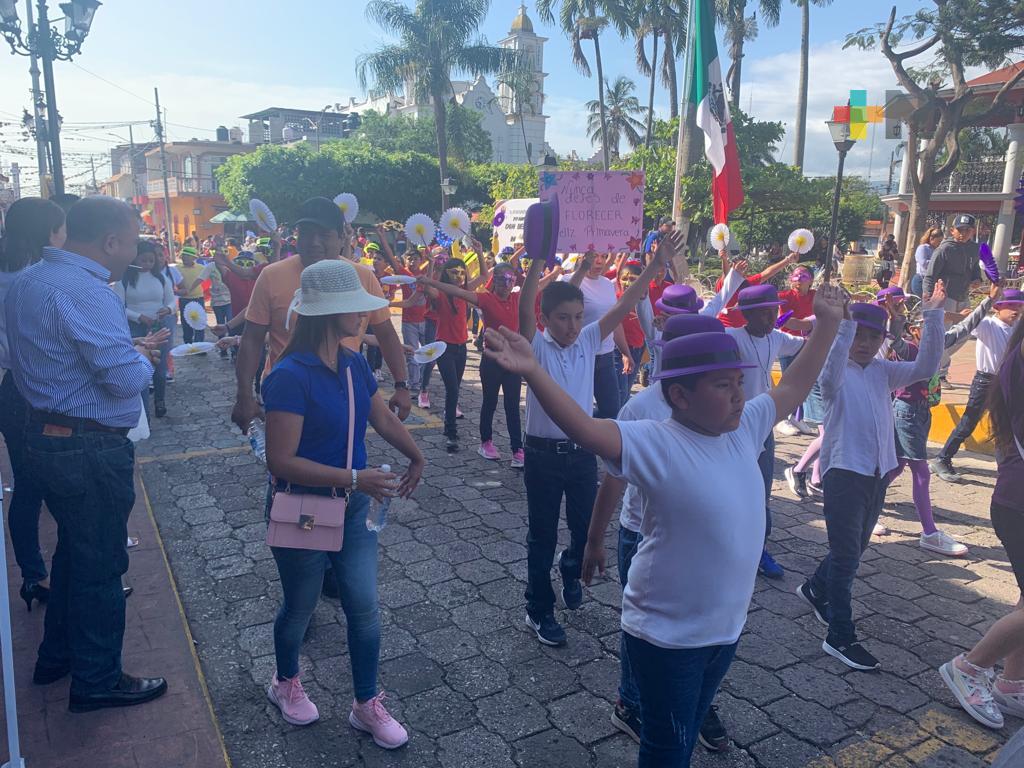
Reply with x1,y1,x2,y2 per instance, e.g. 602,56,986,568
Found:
401,320,425,391
594,351,621,419
0,372,47,586
129,320,168,409
615,346,645,408
626,633,738,767
757,433,775,540
269,492,381,701
910,274,923,298
420,318,437,390
809,469,890,645
26,425,135,694
939,371,993,460
618,526,642,711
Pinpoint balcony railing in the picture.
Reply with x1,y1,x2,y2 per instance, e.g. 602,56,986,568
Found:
943,158,1004,194
145,176,220,197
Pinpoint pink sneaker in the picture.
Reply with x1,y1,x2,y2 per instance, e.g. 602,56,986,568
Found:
267,673,319,726
418,391,430,409
477,441,500,460
350,693,409,749
511,449,525,468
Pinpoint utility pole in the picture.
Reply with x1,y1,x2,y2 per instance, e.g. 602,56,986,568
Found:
153,87,175,250
23,0,48,196
128,123,141,202
88,154,97,192
36,0,64,196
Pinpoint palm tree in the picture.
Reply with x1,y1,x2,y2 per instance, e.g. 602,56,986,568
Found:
586,76,647,160
634,0,687,132
791,0,831,170
716,0,781,109
357,0,520,209
537,0,631,171
495,59,540,164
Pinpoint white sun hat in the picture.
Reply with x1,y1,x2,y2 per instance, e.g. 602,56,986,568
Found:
285,259,388,329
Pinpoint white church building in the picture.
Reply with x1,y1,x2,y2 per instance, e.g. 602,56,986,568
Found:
345,5,553,165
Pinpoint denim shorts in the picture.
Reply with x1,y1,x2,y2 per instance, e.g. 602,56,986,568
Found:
893,398,930,461
803,380,825,425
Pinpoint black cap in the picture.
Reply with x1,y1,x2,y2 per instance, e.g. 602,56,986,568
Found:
294,197,345,233
952,213,976,230
658,216,675,227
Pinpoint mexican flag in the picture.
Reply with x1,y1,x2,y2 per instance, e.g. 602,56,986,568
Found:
689,0,744,223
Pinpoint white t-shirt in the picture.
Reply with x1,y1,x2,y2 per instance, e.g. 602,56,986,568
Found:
525,322,602,439
615,383,671,532
561,273,617,354
607,394,776,649
973,315,1013,374
725,327,805,400
112,272,176,325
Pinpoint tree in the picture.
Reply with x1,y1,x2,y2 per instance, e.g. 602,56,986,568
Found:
791,0,832,170
537,0,631,171
495,59,541,164
716,0,781,109
633,0,688,136
586,76,647,159
845,0,1024,285
355,104,492,162
357,0,519,209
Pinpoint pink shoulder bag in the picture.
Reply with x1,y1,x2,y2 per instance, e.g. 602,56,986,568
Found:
266,367,355,552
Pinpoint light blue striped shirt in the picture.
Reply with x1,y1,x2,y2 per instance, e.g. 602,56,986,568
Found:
5,247,153,427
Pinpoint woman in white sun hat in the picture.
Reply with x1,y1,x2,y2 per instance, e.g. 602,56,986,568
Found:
261,259,424,748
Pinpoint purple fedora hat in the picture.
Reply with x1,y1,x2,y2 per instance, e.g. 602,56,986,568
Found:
850,302,888,334
653,332,757,380
875,286,905,304
653,314,725,348
995,288,1024,308
736,284,785,312
655,284,704,315
523,195,560,268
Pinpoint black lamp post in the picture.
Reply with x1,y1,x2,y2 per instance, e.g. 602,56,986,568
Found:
0,0,102,197
824,118,856,282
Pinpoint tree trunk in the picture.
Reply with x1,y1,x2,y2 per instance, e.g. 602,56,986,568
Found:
664,30,679,120
645,32,659,149
728,31,744,109
793,0,809,170
433,93,449,212
898,194,930,290
593,33,611,171
520,106,532,164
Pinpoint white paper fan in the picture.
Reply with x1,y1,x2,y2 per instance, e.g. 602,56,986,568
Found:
249,199,277,233
440,207,471,240
199,261,216,280
788,228,815,255
405,213,436,247
333,193,359,224
708,223,731,250
183,301,207,330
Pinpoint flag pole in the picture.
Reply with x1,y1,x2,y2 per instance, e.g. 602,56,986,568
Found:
670,0,698,279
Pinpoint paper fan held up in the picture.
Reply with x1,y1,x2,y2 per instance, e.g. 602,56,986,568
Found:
249,199,277,234
708,223,730,251
523,195,560,268
788,228,814,255
183,301,207,330
405,213,436,248
334,193,359,224
440,207,471,240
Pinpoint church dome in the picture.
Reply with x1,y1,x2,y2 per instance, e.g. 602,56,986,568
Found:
510,4,533,33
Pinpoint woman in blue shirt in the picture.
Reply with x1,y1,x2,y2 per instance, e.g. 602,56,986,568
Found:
912,227,942,297
261,259,424,749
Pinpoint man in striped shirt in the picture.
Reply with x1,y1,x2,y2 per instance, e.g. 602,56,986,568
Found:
4,197,168,713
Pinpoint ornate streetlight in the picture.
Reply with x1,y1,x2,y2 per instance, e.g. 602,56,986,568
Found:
824,118,857,281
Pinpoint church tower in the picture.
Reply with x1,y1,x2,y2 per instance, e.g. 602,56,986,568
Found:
498,4,548,164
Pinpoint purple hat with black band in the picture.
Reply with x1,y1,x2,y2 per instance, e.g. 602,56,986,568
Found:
995,288,1024,308
737,284,785,312
523,195,560,268
655,284,704,315
652,314,725,348
850,302,888,334
875,286,905,304
653,332,757,380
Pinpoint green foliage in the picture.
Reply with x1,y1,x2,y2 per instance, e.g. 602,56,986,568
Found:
356,105,493,163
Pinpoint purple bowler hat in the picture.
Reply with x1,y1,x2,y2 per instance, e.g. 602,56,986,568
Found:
875,286,905,304
523,195,560,268
655,284,704,315
653,332,757,380
850,302,888,333
662,313,725,342
736,284,786,312
995,288,1024,308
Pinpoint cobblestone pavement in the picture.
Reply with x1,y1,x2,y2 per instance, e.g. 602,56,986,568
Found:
137,333,1022,767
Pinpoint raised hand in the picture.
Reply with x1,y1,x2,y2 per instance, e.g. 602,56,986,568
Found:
989,282,1003,301
481,327,539,376
922,279,947,311
811,283,848,324
732,259,748,276
655,230,684,265
883,294,906,318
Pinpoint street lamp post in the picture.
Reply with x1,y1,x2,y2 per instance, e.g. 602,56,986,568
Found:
0,0,101,197
824,119,857,282
440,177,457,212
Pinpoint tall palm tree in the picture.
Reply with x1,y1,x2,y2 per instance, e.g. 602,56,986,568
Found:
586,76,647,160
634,0,687,130
357,0,520,209
495,59,540,164
716,0,781,109
537,0,631,171
791,0,832,170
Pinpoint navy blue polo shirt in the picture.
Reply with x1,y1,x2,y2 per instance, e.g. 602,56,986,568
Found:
262,349,377,471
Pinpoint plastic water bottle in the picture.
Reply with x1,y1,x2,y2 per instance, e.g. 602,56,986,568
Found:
248,419,266,463
365,464,392,532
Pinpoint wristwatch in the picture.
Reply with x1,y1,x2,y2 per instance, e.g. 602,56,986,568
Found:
394,380,409,390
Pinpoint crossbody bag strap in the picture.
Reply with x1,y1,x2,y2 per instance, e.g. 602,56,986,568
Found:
345,366,356,472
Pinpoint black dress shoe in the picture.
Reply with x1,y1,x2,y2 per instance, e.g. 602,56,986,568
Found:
33,663,70,685
68,673,167,713
123,586,134,599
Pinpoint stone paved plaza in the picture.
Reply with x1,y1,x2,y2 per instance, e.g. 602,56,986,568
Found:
135,332,1022,768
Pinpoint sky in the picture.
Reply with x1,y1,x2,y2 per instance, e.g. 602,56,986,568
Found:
0,0,932,196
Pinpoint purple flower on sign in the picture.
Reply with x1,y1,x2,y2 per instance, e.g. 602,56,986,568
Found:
492,210,506,227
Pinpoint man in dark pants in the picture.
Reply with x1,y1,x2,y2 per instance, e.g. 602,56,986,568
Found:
5,197,167,712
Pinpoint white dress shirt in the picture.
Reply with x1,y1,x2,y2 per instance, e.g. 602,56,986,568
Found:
525,322,602,439
725,327,805,400
973,315,1013,374
560,274,618,354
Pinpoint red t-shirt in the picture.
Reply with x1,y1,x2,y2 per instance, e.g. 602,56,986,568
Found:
617,289,645,347
433,295,468,344
398,267,428,323
477,290,520,333
778,287,816,337
222,266,263,317
648,279,673,313
716,273,763,328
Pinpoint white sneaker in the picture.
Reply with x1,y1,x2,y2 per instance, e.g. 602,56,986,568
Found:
940,656,1004,729
795,419,817,436
776,419,802,437
993,680,1024,718
872,522,889,536
920,530,968,557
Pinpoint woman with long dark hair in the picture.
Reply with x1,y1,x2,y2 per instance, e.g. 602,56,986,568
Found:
940,315,1024,729
0,197,66,609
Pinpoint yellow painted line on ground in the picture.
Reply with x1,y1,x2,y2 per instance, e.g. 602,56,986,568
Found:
138,471,234,768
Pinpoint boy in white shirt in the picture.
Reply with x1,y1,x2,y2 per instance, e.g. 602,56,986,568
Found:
517,235,678,647
797,284,947,672
486,283,847,766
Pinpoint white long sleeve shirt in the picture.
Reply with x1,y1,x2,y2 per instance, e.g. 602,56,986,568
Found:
112,272,176,324
819,309,943,478
725,327,805,400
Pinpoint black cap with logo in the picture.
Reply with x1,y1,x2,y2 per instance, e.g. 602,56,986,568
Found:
294,197,345,233
952,213,976,230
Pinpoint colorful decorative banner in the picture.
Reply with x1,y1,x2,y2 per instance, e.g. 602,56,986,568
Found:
538,170,645,253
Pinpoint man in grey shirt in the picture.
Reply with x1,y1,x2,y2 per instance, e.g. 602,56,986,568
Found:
923,213,981,312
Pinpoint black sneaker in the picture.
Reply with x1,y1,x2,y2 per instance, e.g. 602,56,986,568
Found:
562,578,583,610
446,436,460,453
525,612,567,647
785,467,809,499
929,457,964,484
611,701,641,743
796,582,829,626
698,704,729,752
806,477,823,496
822,638,881,671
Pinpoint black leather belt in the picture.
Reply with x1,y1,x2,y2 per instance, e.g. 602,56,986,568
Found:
525,435,584,454
28,409,130,437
